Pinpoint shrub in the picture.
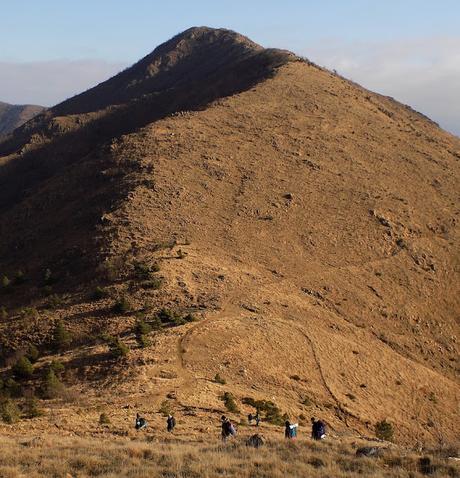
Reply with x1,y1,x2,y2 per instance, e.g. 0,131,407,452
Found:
157,308,175,324
0,399,20,423
47,294,63,309
49,360,65,375
133,262,153,280
214,373,226,385
172,315,186,326
136,334,151,348
91,286,108,300
221,392,239,413
375,420,394,441
0,306,7,320
52,321,72,351
183,313,197,323
242,397,285,425
99,412,110,425
14,270,25,285
41,368,63,399
21,307,39,319
104,335,129,358
4,378,22,398
23,397,43,418
177,249,186,259
26,345,40,363
135,320,152,336
12,356,34,380
112,296,132,314
1,275,11,289
149,316,163,330
159,399,172,417
140,278,162,290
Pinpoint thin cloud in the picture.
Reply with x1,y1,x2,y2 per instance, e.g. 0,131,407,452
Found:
305,36,460,136
0,59,127,107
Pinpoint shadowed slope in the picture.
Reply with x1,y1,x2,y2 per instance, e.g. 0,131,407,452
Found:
0,101,44,136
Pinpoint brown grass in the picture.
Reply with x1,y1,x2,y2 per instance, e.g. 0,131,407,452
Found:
0,434,458,478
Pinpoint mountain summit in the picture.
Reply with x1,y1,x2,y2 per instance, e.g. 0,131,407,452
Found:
0,28,458,447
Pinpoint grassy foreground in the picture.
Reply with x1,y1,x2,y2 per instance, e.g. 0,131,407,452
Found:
0,434,458,478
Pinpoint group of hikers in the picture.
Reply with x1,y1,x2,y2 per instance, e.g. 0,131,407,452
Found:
135,411,326,441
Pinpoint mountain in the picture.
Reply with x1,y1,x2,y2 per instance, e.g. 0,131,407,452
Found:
0,27,458,449
0,101,44,136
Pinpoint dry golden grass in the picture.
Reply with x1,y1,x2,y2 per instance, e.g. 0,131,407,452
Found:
0,434,458,478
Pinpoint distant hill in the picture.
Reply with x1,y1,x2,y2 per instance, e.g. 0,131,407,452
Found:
0,101,45,136
0,27,458,449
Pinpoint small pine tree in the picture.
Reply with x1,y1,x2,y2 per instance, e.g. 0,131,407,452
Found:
41,368,63,399
12,356,34,380
135,320,152,336
0,399,20,423
49,360,65,375
136,334,151,348
52,321,72,351
23,396,43,418
112,296,131,314
26,344,40,363
104,335,129,358
375,419,394,441
1,275,11,289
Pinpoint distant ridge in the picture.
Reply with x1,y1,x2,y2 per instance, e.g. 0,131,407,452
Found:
0,101,44,136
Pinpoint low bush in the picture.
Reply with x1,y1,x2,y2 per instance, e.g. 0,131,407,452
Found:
0,398,20,423
159,399,172,416
140,278,162,290
242,397,286,425
375,419,394,441
0,306,7,320
49,360,65,375
136,334,151,348
92,287,108,300
1,275,11,289
26,344,40,363
41,368,63,399
12,356,34,380
135,320,152,336
99,412,110,425
221,392,239,413
22,397,43,418
112,296,132,314
52,321,72,351
104,335,129,358
47,294,63,309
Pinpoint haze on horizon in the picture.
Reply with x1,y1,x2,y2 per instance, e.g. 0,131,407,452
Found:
1,0,459,136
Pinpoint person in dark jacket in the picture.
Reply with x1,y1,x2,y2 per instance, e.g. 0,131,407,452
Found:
167,414,176,432
311,417,326,440
135,413,147,430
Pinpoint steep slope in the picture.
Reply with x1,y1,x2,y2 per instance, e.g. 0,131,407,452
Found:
0,28,458,447
0,101,44,136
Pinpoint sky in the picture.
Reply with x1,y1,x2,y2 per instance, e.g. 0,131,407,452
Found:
1,0,459,135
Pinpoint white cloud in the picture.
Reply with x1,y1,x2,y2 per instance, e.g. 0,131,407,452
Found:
0,59,127,107
305,36,460,136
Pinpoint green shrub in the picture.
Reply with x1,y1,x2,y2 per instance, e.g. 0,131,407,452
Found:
99,412,110,425
91,287,108,300
26,345,40,363
1,275,11,289
104,335,129,358
23,397,43,418
172,315,186,326
49,360,65,375
183,313,197,323
159,399,172,416
41,368,63,399
21,307,39,319
149,316,163,330
375,420,394,441
214,373,226,385
157,308,175,324
136,334,151,348
47,294,63,309
221,392,239,413
4,378,22,398
112,296,132,314
242,397,285,425
133,262,152,280
12,356,33,380
0,306,7,320
0,399,20,423
14,270,25,285
140,278,162,290
52,321,72,351
135,320,152,336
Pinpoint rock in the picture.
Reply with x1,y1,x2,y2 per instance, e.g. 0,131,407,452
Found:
246,434,265,448
356,446,386,457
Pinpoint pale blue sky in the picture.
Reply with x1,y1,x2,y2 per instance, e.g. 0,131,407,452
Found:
1,0,459,134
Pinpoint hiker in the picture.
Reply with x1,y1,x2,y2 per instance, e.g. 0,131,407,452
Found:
135,413,147,430
285,420,298,439
221,415,236,441
255,410,260,426
167,414,176,432
311,417,326,440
